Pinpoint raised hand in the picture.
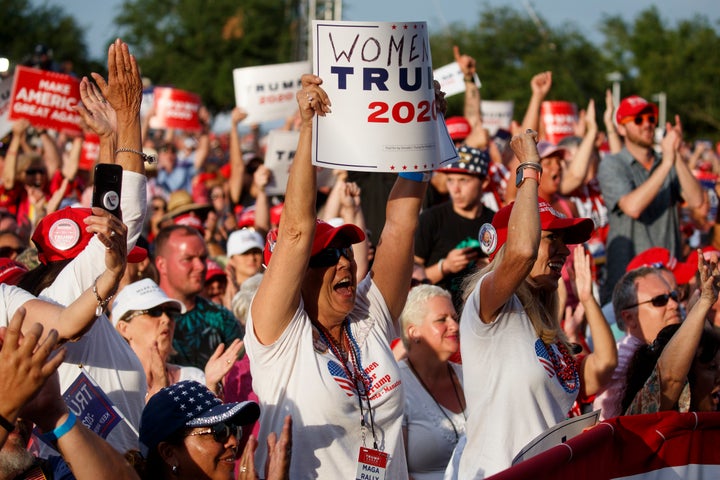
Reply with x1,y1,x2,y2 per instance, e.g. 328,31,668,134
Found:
75,76,118,138
94,38,142,116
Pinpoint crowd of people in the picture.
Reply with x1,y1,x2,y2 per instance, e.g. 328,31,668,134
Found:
1,35,720,480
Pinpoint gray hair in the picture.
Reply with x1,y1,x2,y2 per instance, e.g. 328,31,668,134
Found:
612,267,661,331
231,273,264,326
399,284,452,348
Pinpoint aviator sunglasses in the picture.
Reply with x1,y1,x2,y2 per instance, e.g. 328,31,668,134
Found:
623,290,679,310
308,246,353,269
185,422,242,444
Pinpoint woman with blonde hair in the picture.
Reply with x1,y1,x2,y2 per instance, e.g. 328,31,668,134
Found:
398,284,464,479
454,131,594,478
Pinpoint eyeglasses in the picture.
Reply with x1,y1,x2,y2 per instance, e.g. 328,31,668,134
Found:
0,246,25,258
185,422,242,444
25,168,47,176
211,193,225,200
308,246,353,269
623,290,679,310
121,306,180,322
621,113,656,126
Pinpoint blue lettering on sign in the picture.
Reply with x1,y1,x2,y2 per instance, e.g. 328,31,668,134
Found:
331,66,433,92
362,464,380,473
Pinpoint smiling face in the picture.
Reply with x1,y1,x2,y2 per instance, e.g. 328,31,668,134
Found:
625,273,681,344
528,231,571,291
411,295,459,361
164,425,243,480
301,243,357,327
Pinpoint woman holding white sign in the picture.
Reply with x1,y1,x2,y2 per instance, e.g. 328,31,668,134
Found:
245,74,436,478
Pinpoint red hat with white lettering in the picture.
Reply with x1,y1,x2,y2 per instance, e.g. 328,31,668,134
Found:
32,207,146,265
445,116,472,141
615,95,658,125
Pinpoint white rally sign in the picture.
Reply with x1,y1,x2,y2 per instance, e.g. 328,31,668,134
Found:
311,20,457,172
233,61,310,124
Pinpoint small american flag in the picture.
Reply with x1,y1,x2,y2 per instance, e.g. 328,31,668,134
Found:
535,340,556,378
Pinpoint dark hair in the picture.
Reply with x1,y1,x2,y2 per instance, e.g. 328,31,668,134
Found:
17,259,72,295
125,429,185,480
622,325,720,413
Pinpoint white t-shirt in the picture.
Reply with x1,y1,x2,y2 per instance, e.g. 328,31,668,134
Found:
245,276,407,479
457,275,579,479
38,172,147,454
0,283,39,326
400,360,465,480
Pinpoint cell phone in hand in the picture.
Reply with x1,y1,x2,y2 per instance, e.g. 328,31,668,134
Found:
92,164,123,219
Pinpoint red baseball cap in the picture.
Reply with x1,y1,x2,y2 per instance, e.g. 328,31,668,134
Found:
625,247,696,285
32,207,146,265
205,259,226,282
0,258,28,285
482,199,593,259
445,116,472,141
615,95,658,125
263,219,365,267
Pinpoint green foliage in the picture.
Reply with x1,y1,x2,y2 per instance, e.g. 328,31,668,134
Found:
113,0,300,112
0,0,100,75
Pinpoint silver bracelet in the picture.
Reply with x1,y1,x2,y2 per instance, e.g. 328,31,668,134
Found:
115,147,156,164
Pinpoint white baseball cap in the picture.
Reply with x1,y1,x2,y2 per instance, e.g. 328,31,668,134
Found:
111,278,186,326
226,228,264,257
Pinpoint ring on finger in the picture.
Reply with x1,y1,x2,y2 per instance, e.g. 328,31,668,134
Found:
110,230,116,237
239,466,247,473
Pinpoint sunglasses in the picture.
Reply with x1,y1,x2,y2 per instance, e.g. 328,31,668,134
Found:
0,246,25,258
308,246,353,269
25,168,47,176
186,422,242,444
623,290,679,310
122,306,180,322
621,113,656,126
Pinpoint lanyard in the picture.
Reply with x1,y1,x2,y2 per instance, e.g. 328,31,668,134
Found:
314,320,380,449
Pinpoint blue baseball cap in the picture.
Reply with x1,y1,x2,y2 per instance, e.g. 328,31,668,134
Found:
139,380,260,457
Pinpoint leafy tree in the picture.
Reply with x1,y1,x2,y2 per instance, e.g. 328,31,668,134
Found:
600,6,720,138
430,6,609,122
114,0,301,112
0,0,99,75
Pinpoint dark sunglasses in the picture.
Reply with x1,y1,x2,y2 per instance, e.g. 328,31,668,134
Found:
308,246,353,269
622,113,656,126
25,168,47,176
186,422,242,444
623,290,679,310
122,306,180,322
0,246,25,257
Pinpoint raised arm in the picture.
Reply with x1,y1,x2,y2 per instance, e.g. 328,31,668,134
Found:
669,116,703,209
228,107,247,205
573,247,617,396
454,46,481,129
655,251,718,410
250,75,331,345
479,131,540,323
603,90,623,154
2,120,29,189
521,71,552,134
560,99,598,194
21,208,127,341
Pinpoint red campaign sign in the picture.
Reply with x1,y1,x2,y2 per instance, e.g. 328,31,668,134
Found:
540,101,577,145
79,133,100,171
8,66,82,135
151,87,201,131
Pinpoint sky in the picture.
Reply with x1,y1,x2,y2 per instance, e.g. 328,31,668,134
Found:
35,0,720,61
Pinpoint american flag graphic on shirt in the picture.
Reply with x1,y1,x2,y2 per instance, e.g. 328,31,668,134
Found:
327,360,357,396
535,339,556,378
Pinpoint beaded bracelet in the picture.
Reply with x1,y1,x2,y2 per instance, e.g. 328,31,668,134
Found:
92,275,115,317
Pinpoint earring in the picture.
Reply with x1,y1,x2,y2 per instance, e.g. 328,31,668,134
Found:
414,338,420,344
171,465,179,475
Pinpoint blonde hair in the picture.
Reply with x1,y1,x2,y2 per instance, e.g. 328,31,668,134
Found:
462,245,568,346
399,284,453,349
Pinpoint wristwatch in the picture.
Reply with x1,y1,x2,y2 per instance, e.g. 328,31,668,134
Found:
515,162,542,188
